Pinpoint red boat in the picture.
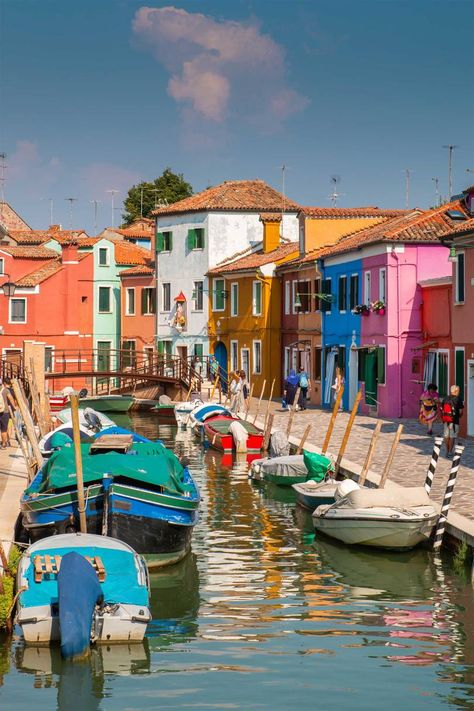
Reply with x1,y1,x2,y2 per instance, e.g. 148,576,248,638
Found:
203,415,264,453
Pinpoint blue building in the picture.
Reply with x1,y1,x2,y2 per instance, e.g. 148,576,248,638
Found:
318,254,363,412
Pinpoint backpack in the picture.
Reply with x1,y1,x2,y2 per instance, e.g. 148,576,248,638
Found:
299,373,309,388
441,400,454,423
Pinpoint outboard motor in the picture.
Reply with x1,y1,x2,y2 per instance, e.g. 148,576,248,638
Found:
83,408,102,432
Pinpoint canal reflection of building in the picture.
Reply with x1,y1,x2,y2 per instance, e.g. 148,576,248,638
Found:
13,642,150,707
147,552,200,647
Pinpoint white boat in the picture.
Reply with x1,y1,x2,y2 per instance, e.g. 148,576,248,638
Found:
39,422,98,457
292,479,338,509
16,533,151,650
174,398,203,428
312,485,438,551
56,407,116,430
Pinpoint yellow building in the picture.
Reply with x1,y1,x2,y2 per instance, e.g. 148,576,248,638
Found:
206,215,298,396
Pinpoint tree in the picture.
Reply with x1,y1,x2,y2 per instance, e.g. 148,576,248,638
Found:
122,168,193,224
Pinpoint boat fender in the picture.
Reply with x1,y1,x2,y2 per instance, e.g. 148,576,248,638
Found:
180,456,191,468
335,479,360,501
229,421,248,453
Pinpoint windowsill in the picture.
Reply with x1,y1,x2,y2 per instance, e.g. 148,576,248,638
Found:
454,301,465,305
252,313,262,317
231,313,238,318
213,308,226,313
125,312,136,317
191,309,203,313
190,248,204,252
98,311,113,315
160,310,171,314
142,313,155,317
9,320,26,325
339,310,346,314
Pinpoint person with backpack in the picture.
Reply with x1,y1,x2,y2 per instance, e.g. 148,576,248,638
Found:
297,366,311,410
441,385,464,457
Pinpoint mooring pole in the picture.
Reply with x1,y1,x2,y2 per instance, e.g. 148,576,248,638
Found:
432,443,464,552
378,424,404,489
334,390,361,476
70,394,88,534
358,419,382,487
321,386,345,455
424,436,443,495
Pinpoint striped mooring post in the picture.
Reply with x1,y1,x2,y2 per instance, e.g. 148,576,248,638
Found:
432,444,465,552
424,436,444,495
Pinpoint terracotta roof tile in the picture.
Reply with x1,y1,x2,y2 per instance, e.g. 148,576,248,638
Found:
15,260,62,286
259,212,283,222
0,245,59,259
442,217,474,239
8,230,51,245
113,227,154,239
207,241,298,275
119,264,155,277
153,179,300,216
77,237,100,247
114,242,151,266
299,206,408,219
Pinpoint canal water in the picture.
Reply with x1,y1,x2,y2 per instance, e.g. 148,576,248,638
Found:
1,412,474,709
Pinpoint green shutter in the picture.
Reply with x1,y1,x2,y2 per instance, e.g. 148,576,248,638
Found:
157,341,164,355
438,353,448,398
156,232,164,252
168,232,173,252
150,288,156,314
358,348,367,382
365,351,377,405
187,229,196,250
141,289,147,315
377,347,385,384
99,287,110,312
214,280,225,310
455,349,464,399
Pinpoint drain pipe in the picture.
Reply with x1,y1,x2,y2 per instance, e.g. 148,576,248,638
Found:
391,248,403,418
424,436,443,494
432,443,464,552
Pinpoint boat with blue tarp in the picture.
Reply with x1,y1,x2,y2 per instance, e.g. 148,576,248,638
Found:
20,436,200,566
16,532,151,655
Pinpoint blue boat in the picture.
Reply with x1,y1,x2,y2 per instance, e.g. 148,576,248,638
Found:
16,533,151,654
21,438,200,567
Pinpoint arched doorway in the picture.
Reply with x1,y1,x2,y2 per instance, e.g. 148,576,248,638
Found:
213,341,228,391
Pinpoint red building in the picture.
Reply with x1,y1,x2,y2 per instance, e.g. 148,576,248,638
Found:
119,263,156,365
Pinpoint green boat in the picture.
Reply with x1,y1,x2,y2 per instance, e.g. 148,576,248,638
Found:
79,395,134,413
250,451,334,486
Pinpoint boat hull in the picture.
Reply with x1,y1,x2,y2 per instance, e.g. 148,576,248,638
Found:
79,396,133,413
312,512,437,550
292,481,337,509
204,421,263,453
153,405,177,424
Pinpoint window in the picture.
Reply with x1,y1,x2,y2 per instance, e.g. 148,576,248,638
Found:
297,280,311,312
162,282,171,311
122,340,136,369
194,343,203,359
98,247,109,266
231,282,239,317
9,298,26,323
314,347,322,380
156,231,173,252
314,278,321,311
98,287,111,313
379,268,386,304
0,258,4,275
363,271,371,306
253,340,262,374
350,274,359,311
252,280,262,316
125,287,135,315
141,287,156,315
377,346,386,385
144,346,154,367
192,281,203,311
455,347,465,399
285,281,290,315
213,278,226,311
284,347,290,377
455,252,465,303
187,228,205,250
292,280,298,314
338,275,347,312
44,346,54,373
157,339,172,357
230,340,238,372
321,278,332,313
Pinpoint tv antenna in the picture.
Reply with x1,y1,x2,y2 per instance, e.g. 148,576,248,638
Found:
65,197,78,228
41,197,54,225
90,199,101,234
404,169,412,209
278,164,291,238
443,144,458,199
431,177,440,207
0,152,7,208
328,175,344,207
106,189,119,228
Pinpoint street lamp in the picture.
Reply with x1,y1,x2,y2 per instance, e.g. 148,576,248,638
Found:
1,275,16,297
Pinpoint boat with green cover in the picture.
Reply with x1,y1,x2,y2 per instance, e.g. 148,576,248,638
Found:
20,440,200,566
78,395,134,413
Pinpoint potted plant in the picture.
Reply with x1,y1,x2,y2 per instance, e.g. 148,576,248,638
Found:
351,304,370,316
371,300,386,315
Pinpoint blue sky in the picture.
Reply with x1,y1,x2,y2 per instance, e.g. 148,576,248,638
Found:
1,0,473,233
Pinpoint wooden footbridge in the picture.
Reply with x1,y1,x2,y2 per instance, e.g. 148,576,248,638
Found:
44,349,203,397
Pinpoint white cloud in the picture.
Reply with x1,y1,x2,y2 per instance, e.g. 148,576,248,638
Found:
132,5,308,128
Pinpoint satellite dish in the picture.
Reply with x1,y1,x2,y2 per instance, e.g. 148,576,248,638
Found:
78,388,88,399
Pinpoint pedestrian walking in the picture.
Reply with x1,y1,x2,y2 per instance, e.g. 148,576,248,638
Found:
0,377,15,449
441,385,464,456
284,370,299,411
419,383,440,435
209,355,219,382
297,366,310,410
240,370,250,404
229,371,244,413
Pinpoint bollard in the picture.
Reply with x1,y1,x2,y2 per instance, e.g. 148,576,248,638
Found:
424,436,443,495
433,444,464,552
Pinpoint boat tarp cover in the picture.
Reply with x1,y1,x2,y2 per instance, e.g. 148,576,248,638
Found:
343,486,431,510
21,545,149,608
26,443,187,495
303,450,334,482
207,418,260,435
260,455,307,477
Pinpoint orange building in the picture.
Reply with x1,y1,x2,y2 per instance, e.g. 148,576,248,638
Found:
119,263,156,365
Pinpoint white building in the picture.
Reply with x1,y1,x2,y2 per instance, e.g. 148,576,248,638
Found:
154,179,300,363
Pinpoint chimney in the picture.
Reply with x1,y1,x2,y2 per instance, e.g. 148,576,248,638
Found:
260,213,281,253
61,243,79,263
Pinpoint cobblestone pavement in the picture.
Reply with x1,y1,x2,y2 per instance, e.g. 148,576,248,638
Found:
245,398,474,521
